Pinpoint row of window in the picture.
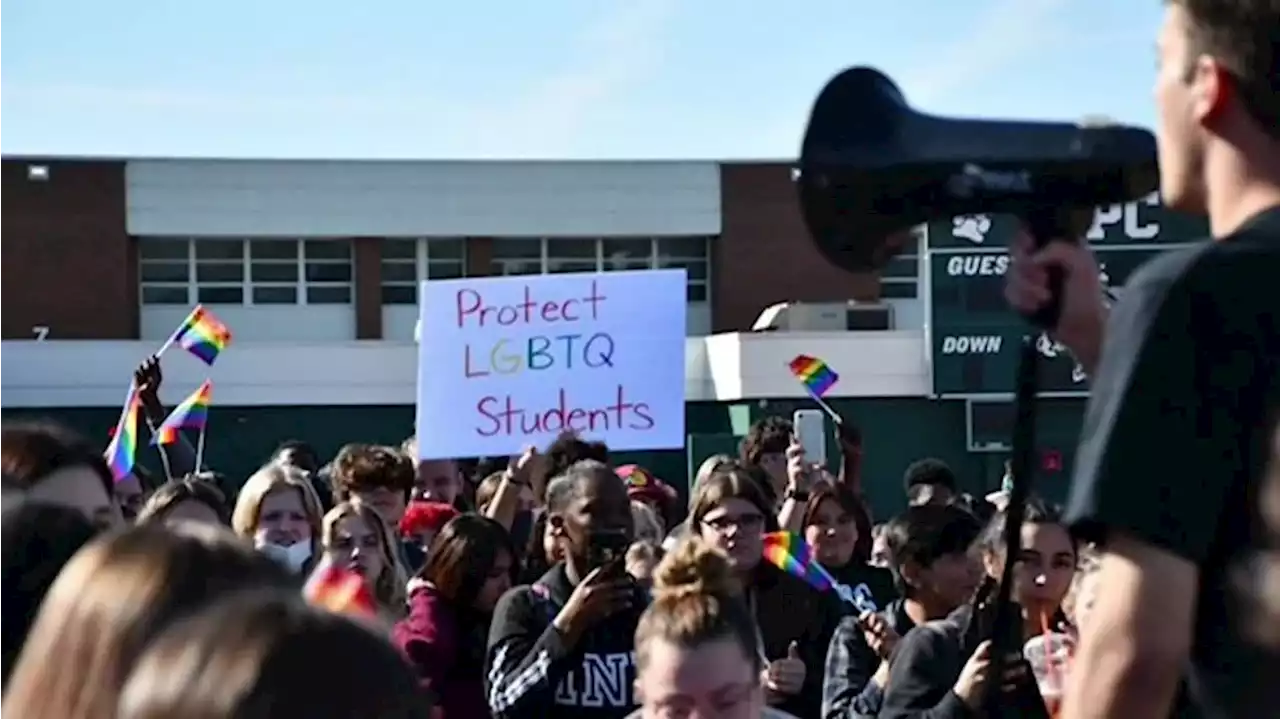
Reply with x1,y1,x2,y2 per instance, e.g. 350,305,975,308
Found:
139,238,353,305
139,235,920,308
378,237,712,305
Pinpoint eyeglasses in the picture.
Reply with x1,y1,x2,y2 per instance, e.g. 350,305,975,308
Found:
701,513,766,534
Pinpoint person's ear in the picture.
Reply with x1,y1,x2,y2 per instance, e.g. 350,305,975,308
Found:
1191,55,1231,127
900,558,924,590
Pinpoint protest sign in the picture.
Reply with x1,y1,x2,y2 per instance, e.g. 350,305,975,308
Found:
415,269,687,459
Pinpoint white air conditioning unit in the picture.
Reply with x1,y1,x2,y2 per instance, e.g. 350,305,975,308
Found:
752,301,894,332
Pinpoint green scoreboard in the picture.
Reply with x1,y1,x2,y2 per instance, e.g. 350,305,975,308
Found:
926,193,1207,397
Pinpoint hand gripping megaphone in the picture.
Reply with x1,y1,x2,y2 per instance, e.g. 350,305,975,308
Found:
794,67,1161,719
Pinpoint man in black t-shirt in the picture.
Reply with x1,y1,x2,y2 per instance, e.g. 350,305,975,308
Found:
1004,2,1280,717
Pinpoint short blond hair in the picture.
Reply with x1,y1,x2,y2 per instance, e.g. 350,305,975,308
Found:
231,465,325,571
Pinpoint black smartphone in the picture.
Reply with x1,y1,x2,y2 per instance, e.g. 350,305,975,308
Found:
587,529,631,577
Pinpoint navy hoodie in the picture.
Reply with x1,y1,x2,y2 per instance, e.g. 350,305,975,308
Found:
484,563,647,719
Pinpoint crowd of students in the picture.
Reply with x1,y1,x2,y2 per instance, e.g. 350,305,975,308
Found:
0,356,1102,719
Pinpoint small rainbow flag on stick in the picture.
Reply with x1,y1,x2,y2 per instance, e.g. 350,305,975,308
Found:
787,354,841,421
154,380,212,446
762,531,878,614
158,305,233,365
104,386,141,482
789,354,839,397
304,561,378,619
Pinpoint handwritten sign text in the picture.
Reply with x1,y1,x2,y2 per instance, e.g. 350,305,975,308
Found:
415,270,687,459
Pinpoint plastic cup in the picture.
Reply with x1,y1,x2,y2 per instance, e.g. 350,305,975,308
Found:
1023,632,1074,715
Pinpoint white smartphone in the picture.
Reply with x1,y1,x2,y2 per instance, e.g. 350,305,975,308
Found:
792,409,828,466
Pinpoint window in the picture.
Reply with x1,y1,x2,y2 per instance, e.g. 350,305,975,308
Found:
656,237,710,303
139,239,192,304
880,228,922,299
303,240,352,304
490,239,543,276
489,237,712,303
138,238,354,306
380,238,467,305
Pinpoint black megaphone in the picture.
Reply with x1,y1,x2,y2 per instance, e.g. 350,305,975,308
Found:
796,66,1159,274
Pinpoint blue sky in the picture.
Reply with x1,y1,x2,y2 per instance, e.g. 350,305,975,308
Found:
2,0,1162,160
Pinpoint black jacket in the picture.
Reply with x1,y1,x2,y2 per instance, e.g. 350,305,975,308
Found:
878,605,1051,719
822,599,915,719
751,563,844,719
484,563,646,719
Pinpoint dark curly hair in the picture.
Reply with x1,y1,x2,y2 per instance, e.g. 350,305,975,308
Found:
330,444,416,503
535,432,609,503
902,458,957,495
739,416,792,466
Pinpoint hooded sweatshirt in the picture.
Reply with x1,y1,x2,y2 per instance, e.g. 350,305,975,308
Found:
393,583,490,719
484,563,648,719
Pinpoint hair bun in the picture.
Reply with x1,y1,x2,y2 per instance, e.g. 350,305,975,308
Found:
652,536,738,603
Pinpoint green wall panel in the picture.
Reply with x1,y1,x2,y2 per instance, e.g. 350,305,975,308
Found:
4,396,1086,513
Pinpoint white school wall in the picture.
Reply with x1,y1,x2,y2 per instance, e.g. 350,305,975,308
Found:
0,331,928,408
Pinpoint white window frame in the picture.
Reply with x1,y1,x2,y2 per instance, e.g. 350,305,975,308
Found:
379,238,467,305
299,239,354,305
488,237,712,304
880,230,923,299
139,238,355,306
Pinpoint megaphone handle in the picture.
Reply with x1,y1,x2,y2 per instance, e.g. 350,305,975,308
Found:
1019,207,1080,330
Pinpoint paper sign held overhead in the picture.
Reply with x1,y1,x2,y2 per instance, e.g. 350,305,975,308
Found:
414,269,688,459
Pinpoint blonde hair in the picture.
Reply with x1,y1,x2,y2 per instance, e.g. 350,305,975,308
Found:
399,435,418,460
2,523,293,719
231,465,324,569
321,500,409,612
694,454,735,491
634,535,761,672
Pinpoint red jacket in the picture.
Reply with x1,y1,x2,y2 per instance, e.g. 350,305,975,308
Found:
393,584,490,719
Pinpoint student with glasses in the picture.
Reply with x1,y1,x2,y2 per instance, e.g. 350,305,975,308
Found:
687,461,841,719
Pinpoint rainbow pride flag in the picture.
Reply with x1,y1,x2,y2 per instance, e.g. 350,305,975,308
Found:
154,380,212,446
170,305,232,365
104,387,141,482
788,354,839,397
303,561,378,619
762,531,879,613
762,531,836,591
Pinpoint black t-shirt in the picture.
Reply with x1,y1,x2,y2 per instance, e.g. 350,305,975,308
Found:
1066,206,1280,718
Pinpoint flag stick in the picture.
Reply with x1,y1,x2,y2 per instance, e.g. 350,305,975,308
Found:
195,424,207,472
805,387,843,424
155,329,179,358
155,305,199,357
155,439,175,481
